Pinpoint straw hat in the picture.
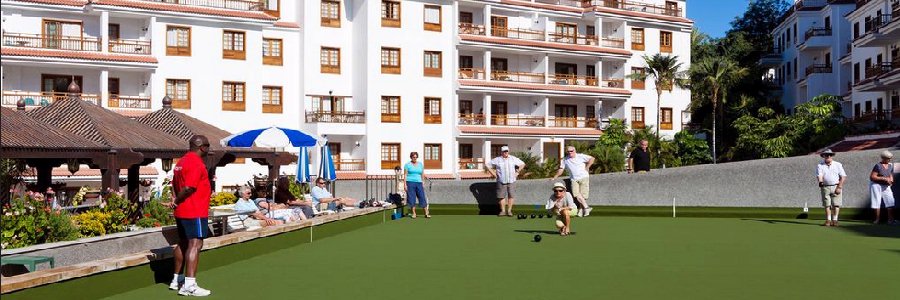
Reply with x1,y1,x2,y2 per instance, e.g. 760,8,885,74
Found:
552,182,567,191
880,150,893,159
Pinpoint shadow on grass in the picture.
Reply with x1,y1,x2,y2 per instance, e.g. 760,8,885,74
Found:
513,229,577,235
884,249,900,256
742,219,822,226
837,223,900,238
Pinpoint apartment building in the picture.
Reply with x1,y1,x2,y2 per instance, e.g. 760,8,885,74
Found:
846,0,900,123
0,0,301,186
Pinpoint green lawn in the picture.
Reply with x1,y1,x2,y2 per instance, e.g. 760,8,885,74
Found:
8,214,900,300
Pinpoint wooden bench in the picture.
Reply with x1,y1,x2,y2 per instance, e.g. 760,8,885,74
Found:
1,255,54,272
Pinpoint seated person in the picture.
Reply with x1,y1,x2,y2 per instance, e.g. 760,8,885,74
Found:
273,177,314,219
545,182,575,236
234,186,291,226
311,178,358,211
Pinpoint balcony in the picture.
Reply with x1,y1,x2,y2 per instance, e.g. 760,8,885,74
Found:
491,71,545,83
2,91,99,107
458,158,486,171
137,0,268,11
305,111,366,123
491,26,544,41
797,27,831,51
855,14,900,47
108,95,151,109
583,0,684,18
803,27,831,40
2,33,99,52
458,23,631,55
857,61,900,91
458,68,630,96
108,39,152,55
805,64,832,76
601,37,625,49
458,113,486,125
334,159,365,171
491,115,545,126
548,116,599,128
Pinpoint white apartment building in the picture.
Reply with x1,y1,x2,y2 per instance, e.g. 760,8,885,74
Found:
1,0,301,186
301,0,692,178
846,0,900,123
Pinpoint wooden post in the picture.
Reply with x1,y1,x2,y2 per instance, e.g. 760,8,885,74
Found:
127,165,140,202
101,150,120,193
35,163,53,193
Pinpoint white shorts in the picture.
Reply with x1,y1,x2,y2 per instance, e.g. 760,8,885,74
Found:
869,183,895,209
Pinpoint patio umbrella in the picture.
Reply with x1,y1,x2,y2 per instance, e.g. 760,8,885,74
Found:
296,147,312,184
318,143,337,182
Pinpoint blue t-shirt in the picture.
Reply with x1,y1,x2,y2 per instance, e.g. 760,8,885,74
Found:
404,162,424,183
310,186,332,205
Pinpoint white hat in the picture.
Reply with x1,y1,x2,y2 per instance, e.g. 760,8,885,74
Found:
880,150,893,159
552,182,567,191
500,146,510,152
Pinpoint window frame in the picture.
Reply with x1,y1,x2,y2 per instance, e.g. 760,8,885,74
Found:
262,86,283,114
381,0,401,28
424,97,442,124
165,25,191,56
631,67,646,90
166,79,191,109
424,50,442,77
381,47,401,74
660,107,673,130
381,143,401,170
321,47,341,74
222,30,246,60
423,143,442,169
423,5,442,31
631,107,645,129
221,81,246,111
263,38,283,66
631,28,644,51
660,31,673,53
321,0,341,28
381,96,401,123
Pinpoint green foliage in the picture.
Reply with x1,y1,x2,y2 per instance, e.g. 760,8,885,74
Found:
73,210,110,237
286,175,310,197
102,193,135,233
2,196,80,249
210,192,237,207
512,152,559,179
584,145,626,174
135,217,162,228
727,0,791,54
597,119,629,148
674,131,713,166
730,95,846,159
142,199,175,226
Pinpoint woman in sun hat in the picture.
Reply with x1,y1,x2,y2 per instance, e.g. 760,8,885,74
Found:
869,150,896,224
546,182,576,236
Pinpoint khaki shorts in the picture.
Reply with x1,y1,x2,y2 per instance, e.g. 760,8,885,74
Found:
497,182,516,199
571,177,590,200
820,185,843,207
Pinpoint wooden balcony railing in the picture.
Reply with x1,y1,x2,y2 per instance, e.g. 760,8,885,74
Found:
660,122,673,130
852,109,890,123
491,71,545,84
458,158,485,170
305,111,366,123
139,0,267,11
458,68,486,80
381,113,401,123
108,95,151,109
1,91,98,106
459,23,486,35
601,78,625,88
583,0,683,17
804,27,832,40
108,39,151,55
805,64,832,76
491,115,545,127
548,116,599,128
548,33,599,46
601,37,625,48
491,26,545,41
2,33,100,51
548,74,598,86
865,62,897,79
631,120,645,129
535,0,584,7
335,159,365,171
458,113,486,125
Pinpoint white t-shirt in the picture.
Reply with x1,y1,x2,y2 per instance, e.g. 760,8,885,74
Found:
490,155,525,184
560,153,593,180
816,161,846,185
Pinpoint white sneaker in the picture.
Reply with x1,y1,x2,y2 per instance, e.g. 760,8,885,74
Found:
584,207,593,217
178,284,211,297
169,281,182,290
577,209,584,217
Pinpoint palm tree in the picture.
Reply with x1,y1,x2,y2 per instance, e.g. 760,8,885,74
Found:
628,54,688,141
691,57,748,163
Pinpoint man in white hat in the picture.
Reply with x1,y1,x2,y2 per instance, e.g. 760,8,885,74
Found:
816,149,846,227
546,182,576,236
487,146,525,217
868,150,896,224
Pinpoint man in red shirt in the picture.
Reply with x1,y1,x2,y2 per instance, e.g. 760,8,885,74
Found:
168,135,212,296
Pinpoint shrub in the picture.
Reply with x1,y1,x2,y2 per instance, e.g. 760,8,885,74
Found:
1,196,80,249
135,217,162,228
210,192,237,207
101,193,135,234
142,199,175,226
512,152,559,179
585,145,626,173
73,210,110,237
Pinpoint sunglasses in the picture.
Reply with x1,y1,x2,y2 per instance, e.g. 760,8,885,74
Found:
554,189,565,192
567,150,575,153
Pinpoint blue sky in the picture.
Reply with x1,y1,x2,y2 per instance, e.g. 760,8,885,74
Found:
687,0,749,38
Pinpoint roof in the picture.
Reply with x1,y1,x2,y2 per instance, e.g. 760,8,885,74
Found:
458,125,603,136
0,47,158,64
273,21,300,29
22,165,159,178
0,107,105,150
25,96,188,153
137,107,233,151
500,0,584,14
829,138,900,152
92,0,278,21
9,0,87,6
589,6,693,24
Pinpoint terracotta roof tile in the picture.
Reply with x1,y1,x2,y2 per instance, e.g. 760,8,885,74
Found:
336,172,367,180
1,47,158,64
93,0,277,21
459,79,632,95
590,6,693,24
22,166,158,178
10,0,87,6
273,21,300,29
460,34,631,56
137,107,272,154
500,0,585,13
1,107,105,150
458,171,494,179
458,125,602,136
829,138,900,152
25,97,188,152
109,108,152,118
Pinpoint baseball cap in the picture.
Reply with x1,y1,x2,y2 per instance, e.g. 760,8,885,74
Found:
501,146,510,152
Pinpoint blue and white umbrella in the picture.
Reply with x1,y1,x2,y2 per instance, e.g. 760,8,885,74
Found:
221,126,318,148
318,143,337,182
296,147,312,184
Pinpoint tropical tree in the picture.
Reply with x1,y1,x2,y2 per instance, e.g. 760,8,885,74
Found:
691,57,749,163
628,54,689,141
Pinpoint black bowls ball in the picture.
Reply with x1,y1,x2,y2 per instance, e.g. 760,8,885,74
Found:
533,235,542,242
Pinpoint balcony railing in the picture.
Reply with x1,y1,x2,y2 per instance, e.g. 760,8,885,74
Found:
458,158,485,170
535,0,584,7
492,115,546,126
108,95,151,109
139,0,268,11
865,62,898,79
335,159,365,171
805,64,832,76
2,33,100,51
2,91,99,106
491,26,545,41
804,27,832,40
851,109,890,123
459,23,486,35
601,37,625,48
548,74,598,86
491,71,546,84
305,111,366,123
458,113,486,125
863,15,892,35
109,39,152,55
548,33,599,46
458,68,486,80
548,116,599,128
583,0,683,18
601,78,625,88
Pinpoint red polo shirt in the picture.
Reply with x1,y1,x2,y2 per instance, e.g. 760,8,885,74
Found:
173,151,211,218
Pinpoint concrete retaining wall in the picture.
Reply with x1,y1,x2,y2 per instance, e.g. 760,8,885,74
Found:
337,148,900,208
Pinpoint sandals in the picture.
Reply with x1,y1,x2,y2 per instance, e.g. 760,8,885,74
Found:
425,215,432,218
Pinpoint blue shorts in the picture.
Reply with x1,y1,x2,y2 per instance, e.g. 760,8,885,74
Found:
176,218,211,240
406,181,427,208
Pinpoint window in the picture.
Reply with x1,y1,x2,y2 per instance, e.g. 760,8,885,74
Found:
222,30,245,60
381,96,401,122
865,58,872,78
793,58,798,79
321,47,340,74
166,26,191,56
321,0,341,27
586,105,595,120
459,100,473,114
381,47,401,74
222,81,245,111
631,67,646,89
853,22,860,39
424,51,442,77
660,31,672,53
631,107,645,129
586,25,596,37
854,103,860,118
382,1,401,27
459,12,473,24
865,101,872,113
166,79,191,109
660,108,673,130
424,5,441,31
424,144,442,169
381,143,401,169
490,144,508,158
424,97,441,124
459,144,474,160
263,38,283,66
854,63,860,83
631,28,644,50
786,27,791,45
792,23,797,43
108,24,120,40
263,0,280,17
262,86,282,113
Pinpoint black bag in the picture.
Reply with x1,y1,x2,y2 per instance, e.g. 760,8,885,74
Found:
388,193,403,205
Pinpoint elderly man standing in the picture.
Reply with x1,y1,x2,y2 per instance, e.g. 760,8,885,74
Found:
551,146,595,217
628,140,651,173
487,146,525,217
816,149,847,227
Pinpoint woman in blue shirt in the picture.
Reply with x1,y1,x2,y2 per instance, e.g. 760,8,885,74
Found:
404,152,429,218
